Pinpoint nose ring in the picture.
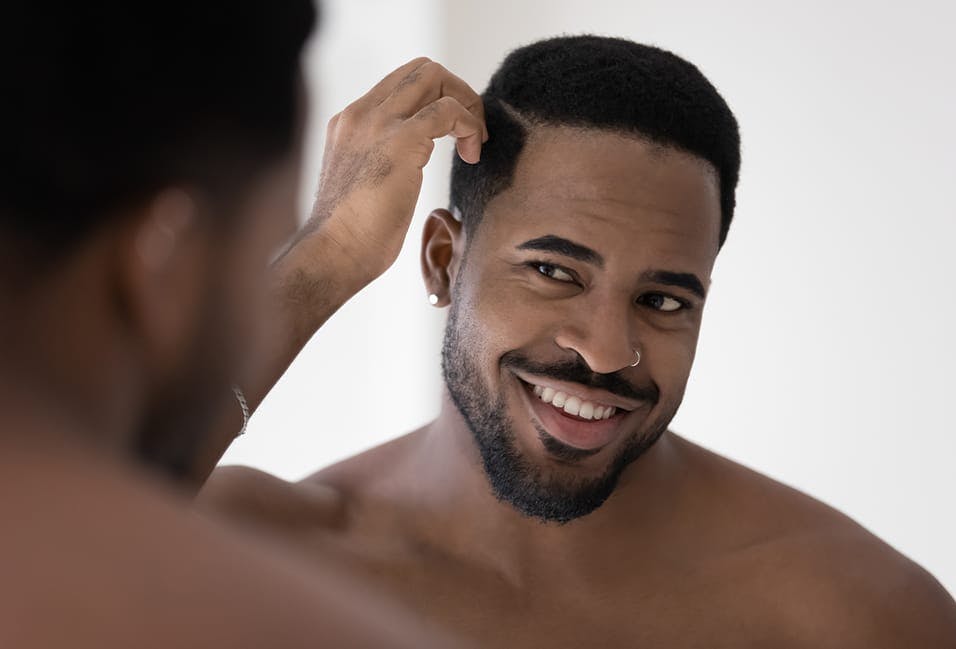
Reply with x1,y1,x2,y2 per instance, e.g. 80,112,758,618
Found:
630,349,642,367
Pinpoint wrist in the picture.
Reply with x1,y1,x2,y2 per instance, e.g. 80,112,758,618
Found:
271,218,375,335
312,215,384,290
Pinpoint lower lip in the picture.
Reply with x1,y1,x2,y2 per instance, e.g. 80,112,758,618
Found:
518,380,627,452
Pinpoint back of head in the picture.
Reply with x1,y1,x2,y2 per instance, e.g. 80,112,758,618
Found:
0,1,317,478
0,0,316,271
450,35,741,247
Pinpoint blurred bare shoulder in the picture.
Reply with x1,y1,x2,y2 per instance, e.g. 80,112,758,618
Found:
0,450,441,649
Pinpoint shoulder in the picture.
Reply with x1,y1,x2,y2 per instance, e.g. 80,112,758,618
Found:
298,430,425,508
199,430,424,535
669,436,956,646
198,464,346,531
763,525,956,648
0,458,399,648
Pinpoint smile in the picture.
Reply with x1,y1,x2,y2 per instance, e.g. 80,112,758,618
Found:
531,384,617,421
514,373,644,453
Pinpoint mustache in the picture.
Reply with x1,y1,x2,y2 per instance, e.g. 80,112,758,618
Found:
500,351,660,404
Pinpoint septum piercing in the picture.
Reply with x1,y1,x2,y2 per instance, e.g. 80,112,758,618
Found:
428,293,440,306
630,349,642,367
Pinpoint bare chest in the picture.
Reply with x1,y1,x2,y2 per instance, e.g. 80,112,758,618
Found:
300,528,794,649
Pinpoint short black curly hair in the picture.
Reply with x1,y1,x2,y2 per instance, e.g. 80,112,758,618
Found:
450,35,741,247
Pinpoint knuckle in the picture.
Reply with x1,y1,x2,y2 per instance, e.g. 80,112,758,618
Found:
436,95,460,111
338,104,361,126
420,59,443,81
413,100,442,120
433,94,454,107
439,96,470,122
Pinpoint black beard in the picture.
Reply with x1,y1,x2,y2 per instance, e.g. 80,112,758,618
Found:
441,300,676,524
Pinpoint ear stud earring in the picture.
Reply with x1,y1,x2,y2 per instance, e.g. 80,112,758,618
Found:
428,293,440,306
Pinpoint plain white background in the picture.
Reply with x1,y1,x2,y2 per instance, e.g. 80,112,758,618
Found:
221,0,956,596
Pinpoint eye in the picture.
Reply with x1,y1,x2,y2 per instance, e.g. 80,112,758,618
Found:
638,293,686,312
531,262,576,283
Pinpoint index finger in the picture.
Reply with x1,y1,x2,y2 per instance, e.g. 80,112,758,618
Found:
383,61,488,142
346,57,433,114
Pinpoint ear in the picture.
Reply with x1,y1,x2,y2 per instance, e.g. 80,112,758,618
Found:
114,189,208,377
420,208,465,308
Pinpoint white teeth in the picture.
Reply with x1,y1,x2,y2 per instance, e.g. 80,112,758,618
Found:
530,383,620,421
563,396,581,416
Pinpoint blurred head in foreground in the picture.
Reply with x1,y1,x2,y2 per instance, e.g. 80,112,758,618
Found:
0,1,316,477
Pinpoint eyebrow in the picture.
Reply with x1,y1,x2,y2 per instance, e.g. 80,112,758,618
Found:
641,270,707,299
516,235,604,268
516,234,707,299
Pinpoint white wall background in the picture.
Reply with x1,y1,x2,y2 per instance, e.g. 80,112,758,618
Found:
222,0,956,596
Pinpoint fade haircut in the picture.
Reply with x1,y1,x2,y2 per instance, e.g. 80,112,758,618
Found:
0,0,316,266
450,35,741,247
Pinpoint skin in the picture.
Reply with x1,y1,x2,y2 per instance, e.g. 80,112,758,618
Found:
0,58,484,648
201,125,956,647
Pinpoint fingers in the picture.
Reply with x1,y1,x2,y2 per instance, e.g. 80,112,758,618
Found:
383,60,487,141
408,95,485,165
353,57,432,110
327,58,489,166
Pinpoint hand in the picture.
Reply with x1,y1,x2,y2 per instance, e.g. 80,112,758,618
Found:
307,57,487,283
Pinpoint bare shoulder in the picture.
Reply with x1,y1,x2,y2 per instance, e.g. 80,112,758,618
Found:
199,430,423,532
671,435,956,647
198,464,346,531
762,522,956,647
0,454,427,649
302,430,423,493
785,533,956,647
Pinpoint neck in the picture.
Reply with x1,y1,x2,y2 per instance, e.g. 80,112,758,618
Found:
407,390,681,581
0,368,129,461
0,283,143,459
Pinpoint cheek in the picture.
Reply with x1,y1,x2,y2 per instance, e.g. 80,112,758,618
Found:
464,266,558,359
643,322,702,401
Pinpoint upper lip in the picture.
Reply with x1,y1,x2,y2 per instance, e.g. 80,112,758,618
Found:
511,369,646,412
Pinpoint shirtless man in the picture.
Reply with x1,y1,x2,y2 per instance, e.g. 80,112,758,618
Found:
201,36,956,647
0,1,486,647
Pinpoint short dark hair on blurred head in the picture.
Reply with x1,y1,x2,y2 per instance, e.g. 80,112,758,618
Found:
0,0,317,260
450,35,741,248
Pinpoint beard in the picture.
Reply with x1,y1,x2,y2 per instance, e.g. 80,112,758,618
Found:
441,300,678,524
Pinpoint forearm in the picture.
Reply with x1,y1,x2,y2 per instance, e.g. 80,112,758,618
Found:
257,217,375,404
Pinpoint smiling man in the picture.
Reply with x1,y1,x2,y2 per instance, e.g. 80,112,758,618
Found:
201,36,956,647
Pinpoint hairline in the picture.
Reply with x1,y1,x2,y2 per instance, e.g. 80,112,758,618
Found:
455,106,723,247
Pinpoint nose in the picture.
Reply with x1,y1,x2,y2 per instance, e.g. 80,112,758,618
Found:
553,296,638,375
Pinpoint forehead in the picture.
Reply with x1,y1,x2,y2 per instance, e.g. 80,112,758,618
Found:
476,126,722,270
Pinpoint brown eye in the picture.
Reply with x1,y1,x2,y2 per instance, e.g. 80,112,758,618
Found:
534,263,575,283
638,293,685,312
